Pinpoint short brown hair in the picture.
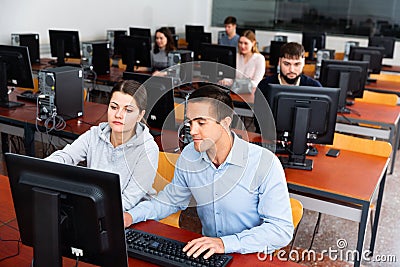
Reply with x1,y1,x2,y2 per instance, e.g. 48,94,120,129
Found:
188,85,234,121
279,42,305,59
224,16,237,25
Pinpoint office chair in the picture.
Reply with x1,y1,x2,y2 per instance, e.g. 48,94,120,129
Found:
308,133,392,250
355,90,398,106
289,198,304,251
152,151,181,228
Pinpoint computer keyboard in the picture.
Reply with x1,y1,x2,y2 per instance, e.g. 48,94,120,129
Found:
125,228,233,267
16,91,39,103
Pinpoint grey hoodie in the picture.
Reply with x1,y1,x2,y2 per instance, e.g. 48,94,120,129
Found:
46,122,159,211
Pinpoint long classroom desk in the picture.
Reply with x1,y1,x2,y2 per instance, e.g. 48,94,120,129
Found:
284,144,389,267
0,174,301,267
335,101,400,174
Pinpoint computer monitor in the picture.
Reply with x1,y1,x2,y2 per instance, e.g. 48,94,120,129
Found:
107,30,128,58
187,32,211,60
11,33,40,64
302,32,326,61
5,153,128,267
49,30,81,66
122,72,176,132
349,46,385,75
185,25,204,41
254,84,340,170
236,27,256,36
118,35,152,71
269,40,287,73
200,43,237,82
368,36,396,59
319,59,368,113
0,45,34,108
129,27,151,37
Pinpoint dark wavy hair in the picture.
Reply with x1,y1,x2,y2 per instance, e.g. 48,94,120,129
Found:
153,27,177,54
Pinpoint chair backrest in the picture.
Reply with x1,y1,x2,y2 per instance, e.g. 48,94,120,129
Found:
355,90,398,106
330,133,392,158
153,151,180,192
290,198,303,229
153,151,181,228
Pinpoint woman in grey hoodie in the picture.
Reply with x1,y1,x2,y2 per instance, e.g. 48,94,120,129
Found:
46,80,159,211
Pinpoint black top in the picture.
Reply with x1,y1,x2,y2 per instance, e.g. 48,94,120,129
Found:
257,73,322,90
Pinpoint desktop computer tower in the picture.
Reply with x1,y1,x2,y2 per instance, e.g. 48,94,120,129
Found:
82,40,111,75
167,50,194,84
38,66,83,121
11,33,40,64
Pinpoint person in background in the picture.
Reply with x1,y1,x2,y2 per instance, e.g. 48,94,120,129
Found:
124,85,293,259
258,42,321,87
151,27,177,72
256,42,321,133
46,80,159,211
218,16,240,47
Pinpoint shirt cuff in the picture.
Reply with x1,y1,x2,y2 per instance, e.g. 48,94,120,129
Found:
220,234,241,254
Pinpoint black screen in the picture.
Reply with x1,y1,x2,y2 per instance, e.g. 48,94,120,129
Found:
254,84,340,170
49,30,81,65
119,35,152,71
302,32,326,60
349,46,385,74
129,27,151,37
200,43,237,82
5,153,128,267
319,59,368,112
122,72,176,132
0,45,34,108
368,36,396,59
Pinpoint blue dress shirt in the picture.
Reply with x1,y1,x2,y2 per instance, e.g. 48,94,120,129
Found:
128,133,293,254
218,33,240,48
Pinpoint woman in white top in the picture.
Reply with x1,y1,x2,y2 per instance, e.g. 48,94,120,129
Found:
236,30,266,88
219,30,265,91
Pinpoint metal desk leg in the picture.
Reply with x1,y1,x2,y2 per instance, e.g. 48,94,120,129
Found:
355,202,370,267
23,124,35,157
1,132,9,154
368,169,387,256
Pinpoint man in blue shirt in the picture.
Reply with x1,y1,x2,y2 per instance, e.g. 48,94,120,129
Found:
124,85,293,259
218,16,240,47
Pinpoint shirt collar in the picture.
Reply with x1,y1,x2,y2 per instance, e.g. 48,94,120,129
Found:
200,132,248,168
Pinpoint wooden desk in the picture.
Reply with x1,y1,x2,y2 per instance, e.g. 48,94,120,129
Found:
381,64,400,74
365,79,400,97
0,90,107,156
0,175,300,267
335,101,400,174
285,145,389,267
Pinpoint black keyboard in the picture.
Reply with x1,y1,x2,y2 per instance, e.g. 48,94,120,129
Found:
16,92,39,103
125,228,233,267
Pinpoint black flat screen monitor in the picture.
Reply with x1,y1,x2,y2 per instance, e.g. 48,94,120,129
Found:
255,84,340,170
123,72,176,132
349,46,385,75
129,27,151,37
236,27,256,36
0,45,34,108
109,30,128,58
185,25,204,41
119,35,152,71
368,36,396,59
5,153,128,267
11,33,40,64
49,30,81,66
319,59,368,113
187,32,211,60
269,40,287,73
302,32,326,61
200,43,236,82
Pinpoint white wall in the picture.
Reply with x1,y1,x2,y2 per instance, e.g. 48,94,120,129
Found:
1,0,398,65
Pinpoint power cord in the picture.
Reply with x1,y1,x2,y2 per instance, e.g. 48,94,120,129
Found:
0,219,22,262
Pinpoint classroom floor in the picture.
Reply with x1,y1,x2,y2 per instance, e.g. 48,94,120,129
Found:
1,138,399,267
